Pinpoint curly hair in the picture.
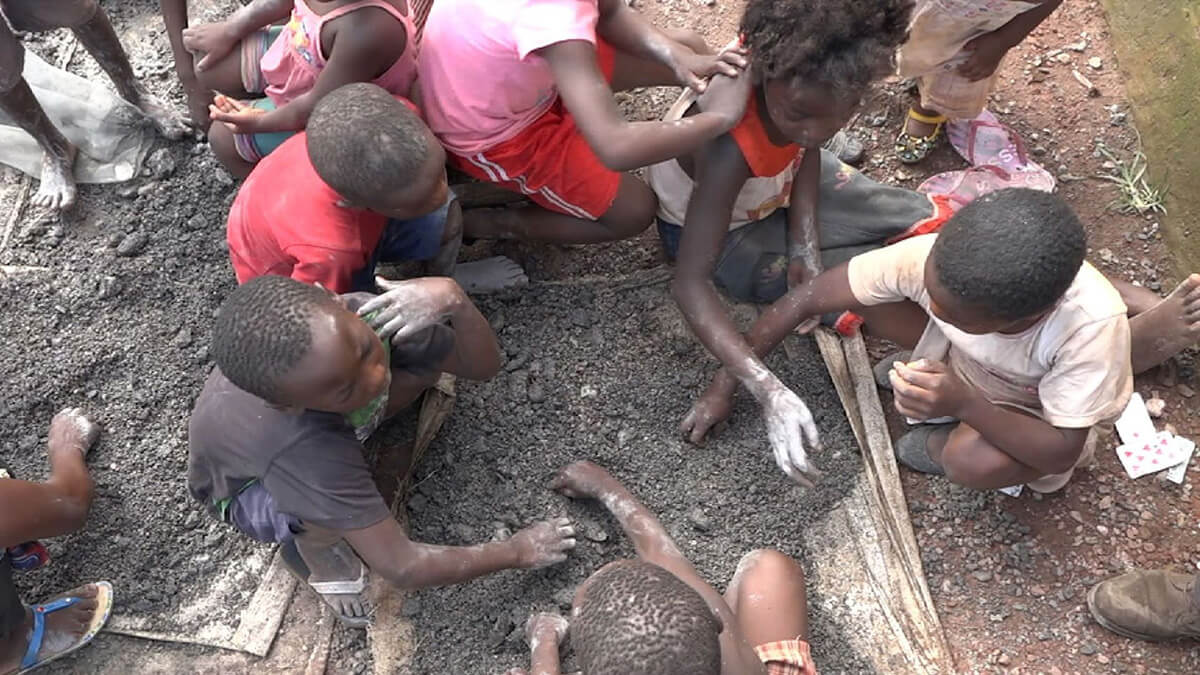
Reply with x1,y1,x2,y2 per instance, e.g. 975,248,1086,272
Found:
740,0,913,89
211,275,341,402
307,82,431,206
572,560,722,675
932,188,1087,321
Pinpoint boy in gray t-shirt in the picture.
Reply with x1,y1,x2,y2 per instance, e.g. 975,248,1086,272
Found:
188,275,576,627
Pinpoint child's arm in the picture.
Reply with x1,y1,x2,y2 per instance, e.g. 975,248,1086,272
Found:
182,0,292,73
672,136,819,483
957,0,1064,82
341,515,575,590
541,43,750,171
357,276,502,381
160,0,208,128
523,613,568,675
209,11,408,134
552,461,763,670
595,0,740,92
0,409,96,547
685,263,867,441
785,149,822,290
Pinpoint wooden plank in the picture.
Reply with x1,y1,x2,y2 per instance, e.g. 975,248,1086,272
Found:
303,607,337,675
231,548,299,657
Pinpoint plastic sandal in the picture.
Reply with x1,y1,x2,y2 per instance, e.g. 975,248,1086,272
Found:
894,108,947,164
18,581,113,674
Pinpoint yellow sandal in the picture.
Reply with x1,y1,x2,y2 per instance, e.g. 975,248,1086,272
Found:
894,108,947,164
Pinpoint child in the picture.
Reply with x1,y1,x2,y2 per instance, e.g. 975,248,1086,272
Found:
1,408,113,672
506,460,816,675
417,0,752,245
894,0,1063,164
188,275,577,626
227,83,526,294
0,0,188,211
177,0,420,176
686,188,1200,492
658,0,918,483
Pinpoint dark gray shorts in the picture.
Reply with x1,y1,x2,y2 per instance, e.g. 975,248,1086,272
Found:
227,482,302,544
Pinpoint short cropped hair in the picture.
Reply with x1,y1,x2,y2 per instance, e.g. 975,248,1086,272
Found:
573,560,721,675
932,188,1087,321
741,0,912,90
307,83,431,205
212,275,340,402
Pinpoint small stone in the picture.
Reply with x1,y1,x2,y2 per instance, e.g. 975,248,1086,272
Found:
997,652,1012,666
894,168,912,181
1088,56,1103,70
488,615,514,648
183,511,201,529
687,507,712,532
1054,52,1072,63
1069,510,1084,524
1099,495,1113,509
203,530,224,547
1178,384,1196,398
1140,510,1154,521
584,525,609,543
173,327,193,348
972,570,993,582
96,276,121,300
1098,248,1116,264
136,181,158,197
408,493,428,513
147,148,177,178
527,382,546,403
552,586,575,610
115,231,149,257
580,384,598,398
1029,585,1045,597
1067,40,1087,52
1146,397,1166,417
1097,654,1111,665
185,214,206,231
400,597,422,618
1079,642,1098,656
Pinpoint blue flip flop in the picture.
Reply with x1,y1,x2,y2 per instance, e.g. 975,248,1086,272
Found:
17,581,113,674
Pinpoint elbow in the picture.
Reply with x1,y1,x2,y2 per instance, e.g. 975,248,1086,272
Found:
593,137,642,172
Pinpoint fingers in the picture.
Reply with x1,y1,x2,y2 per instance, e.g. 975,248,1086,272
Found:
687,74,708,94
717,49,749,70
555,519,575,538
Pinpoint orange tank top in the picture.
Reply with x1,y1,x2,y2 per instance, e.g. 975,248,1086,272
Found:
728,94,803,178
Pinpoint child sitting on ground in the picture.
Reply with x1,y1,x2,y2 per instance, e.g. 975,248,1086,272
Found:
659,0,919,482
1,408,113,673
894,0,1063,164
416,0,752,245
506,460,816,675
227,83,525,294
177,0,420,176
686,188,1200,492
188,275,577,627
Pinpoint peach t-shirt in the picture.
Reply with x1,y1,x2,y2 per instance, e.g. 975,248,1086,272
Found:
847,234,1132,427
417,0,599,155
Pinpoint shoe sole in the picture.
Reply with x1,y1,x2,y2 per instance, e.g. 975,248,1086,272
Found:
1085,584,1200,642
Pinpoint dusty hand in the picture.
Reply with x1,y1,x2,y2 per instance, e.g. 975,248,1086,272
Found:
182,22,240,72
762,387,822,486
209,95,268,135
957,30,1013,82
183,85,212,134
524,612,569,648
356,276,461,341
888,359,972,420
550,460,616,500
511,518,577,569
48,407,99,457
679,377,735,445
697,68,752,130
672,47,748,93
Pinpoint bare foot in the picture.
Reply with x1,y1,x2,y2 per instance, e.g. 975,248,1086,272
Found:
132,88,191,140
0,585,101,674
291,539,370,626
1131,274,1200,374
31,144,78,212
452,256,529,294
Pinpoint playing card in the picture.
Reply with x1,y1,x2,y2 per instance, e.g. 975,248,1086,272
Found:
1116,430,1192,479
997,484,1024,498
1166,435,1196,485
1115,393,1156,446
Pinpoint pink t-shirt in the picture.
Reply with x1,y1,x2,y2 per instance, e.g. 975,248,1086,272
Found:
417,0,600,155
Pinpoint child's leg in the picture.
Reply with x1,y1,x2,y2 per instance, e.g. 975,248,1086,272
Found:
462,173,656,244
607,28,712,91
918,418,1063,490
724,549,809,645
1112,274,1200,374
0,563,104,674
0,22,78,211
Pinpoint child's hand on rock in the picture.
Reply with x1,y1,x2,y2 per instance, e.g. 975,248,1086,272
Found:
510,518,576,569
524,612,569,648
183,22,241,72
550,460,615,499
48,407,99,458
762,387,822,487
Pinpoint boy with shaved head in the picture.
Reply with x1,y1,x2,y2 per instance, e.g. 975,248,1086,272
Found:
188,275,575,626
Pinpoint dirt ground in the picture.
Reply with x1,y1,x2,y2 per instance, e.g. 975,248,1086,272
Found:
1,0,1197,673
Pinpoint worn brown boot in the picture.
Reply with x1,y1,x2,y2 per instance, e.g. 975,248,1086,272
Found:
1087,569,1200,641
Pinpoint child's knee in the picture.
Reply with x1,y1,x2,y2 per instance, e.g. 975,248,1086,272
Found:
41,0,100,29
735,548,805,594
601,179,657,238
0,33,24,92
666,28,710,55
941,434,1014,488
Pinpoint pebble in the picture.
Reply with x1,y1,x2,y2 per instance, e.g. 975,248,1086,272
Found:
552,586,575,610
1145,397,1166,417
527,382,546,403
487,615,513,647
1079,642,1098,656
1099,495,1113,509
1178,384,1196,398
147,148,177,178
400,597,422,618
1088,56,1103,70
183,511,201,529
115,231,149,257
997,652,1012,666
687,507,712,532
136,181,158,197
173,327,193,348
972,570,994,582
1069,510,1084,524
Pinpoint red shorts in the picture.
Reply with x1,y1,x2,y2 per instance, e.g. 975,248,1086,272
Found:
451,41,620,221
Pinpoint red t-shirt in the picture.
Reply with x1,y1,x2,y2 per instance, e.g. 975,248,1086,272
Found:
226,133,388,293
